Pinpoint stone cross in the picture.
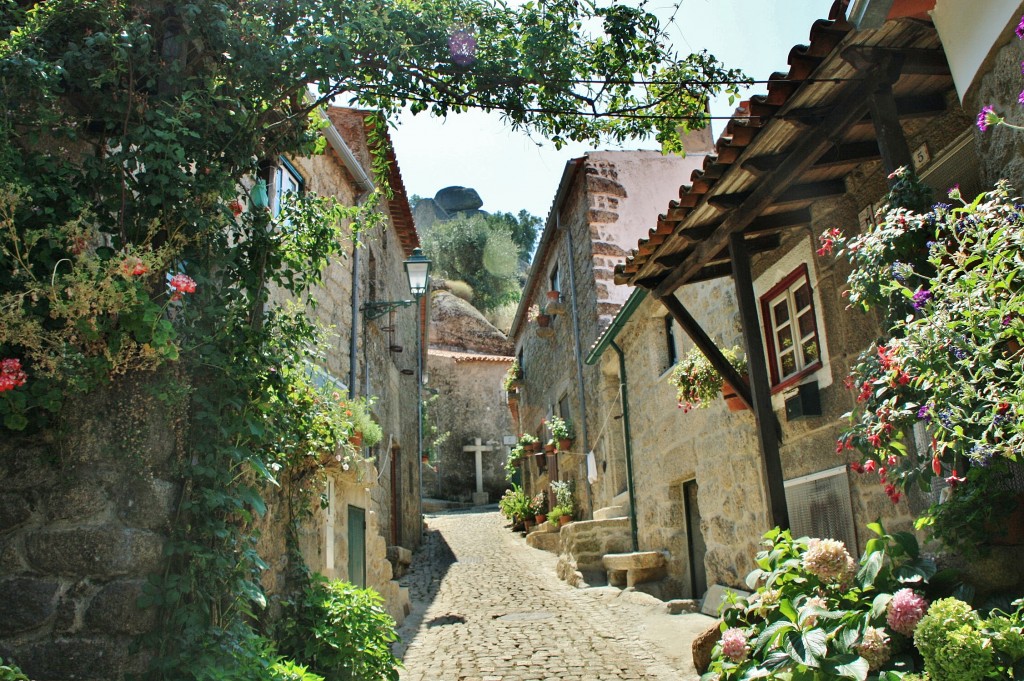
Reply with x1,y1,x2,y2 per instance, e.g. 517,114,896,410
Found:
463,438,493,494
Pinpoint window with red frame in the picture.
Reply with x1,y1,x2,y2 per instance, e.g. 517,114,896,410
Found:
760,264,822,387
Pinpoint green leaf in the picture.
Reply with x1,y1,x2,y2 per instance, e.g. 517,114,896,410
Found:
890,531,919,559
870,592,893,620
779,597,798,623
824,653,869,681
3,413,28,430
866,521,885,537
858,551,883,588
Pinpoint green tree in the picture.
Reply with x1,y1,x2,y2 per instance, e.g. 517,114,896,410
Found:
0,1,741,677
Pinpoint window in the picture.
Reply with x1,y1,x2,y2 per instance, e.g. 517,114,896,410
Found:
760,264,821,387
558,393,571,423
664,315,678,371
549,265,560,295
785,467,857,552
272,158,304,218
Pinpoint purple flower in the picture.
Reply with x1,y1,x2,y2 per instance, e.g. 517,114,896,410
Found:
978,106,999,131
1017,15,1024,39
947,184,961,200
1018,90,1024,106
950,346,968,361
916,403,932,422
888,589,928,636
969,444,995,467
911,289,932,310
448,29,477,66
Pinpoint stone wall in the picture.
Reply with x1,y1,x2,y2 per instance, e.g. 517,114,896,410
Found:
423,351,514,504
0,375,181,681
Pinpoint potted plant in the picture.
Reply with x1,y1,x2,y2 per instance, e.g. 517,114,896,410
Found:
667,345,747,413
502,358,522,395
504,444,525,480
531,492,548,525
549,479,575,526
339,396,384,448
498,484,531,530
546,289,566,315
547,415,575,450
529,303,551,328
543,439,557,454
518,433,540,454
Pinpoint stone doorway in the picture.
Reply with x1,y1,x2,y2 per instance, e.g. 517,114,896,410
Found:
684,479,708,598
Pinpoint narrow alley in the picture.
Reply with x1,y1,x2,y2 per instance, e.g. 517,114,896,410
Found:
394,510,713,681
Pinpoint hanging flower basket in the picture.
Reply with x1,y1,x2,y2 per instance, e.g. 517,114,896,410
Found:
349,431,364,448
536,313,552,328
722,375,750,412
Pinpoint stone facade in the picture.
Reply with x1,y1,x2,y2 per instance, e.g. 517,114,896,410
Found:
423,286,515,504
0,374,181,680
588,84,975,599
508,146,715,523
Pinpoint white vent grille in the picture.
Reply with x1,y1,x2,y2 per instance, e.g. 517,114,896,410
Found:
785,466,857,552
920,131,982,200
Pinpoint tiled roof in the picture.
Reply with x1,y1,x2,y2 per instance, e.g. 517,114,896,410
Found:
429,349,514,363
326,108,419,256
614,0,958,289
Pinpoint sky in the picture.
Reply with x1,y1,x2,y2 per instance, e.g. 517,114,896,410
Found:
388,0,836,220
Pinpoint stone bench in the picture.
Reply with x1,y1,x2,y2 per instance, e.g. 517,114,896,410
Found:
602,550,667,588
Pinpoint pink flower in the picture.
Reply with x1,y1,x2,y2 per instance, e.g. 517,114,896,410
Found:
863,459,877,474
0,358,27,392
1017,15,1024,39
228,199,244,217
857,627,891,671
720,627,748,663
946,469,966,490
887,589,927,636
169,273,197,301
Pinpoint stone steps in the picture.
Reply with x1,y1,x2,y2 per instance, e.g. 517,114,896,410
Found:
602,550,668,589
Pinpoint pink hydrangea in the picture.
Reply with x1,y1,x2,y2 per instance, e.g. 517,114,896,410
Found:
802,596,828,628
856,627,891,670
802,538,853,582
0,358,27,392
887,588,927,636
720,627,748,663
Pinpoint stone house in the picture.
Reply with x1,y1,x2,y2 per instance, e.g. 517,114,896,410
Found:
587,1,982,600
423,285,515,505
260,107,426,619
506,145,715,523
0,108,423,678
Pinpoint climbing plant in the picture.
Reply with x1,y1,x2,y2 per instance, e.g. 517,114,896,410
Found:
0,0,741,676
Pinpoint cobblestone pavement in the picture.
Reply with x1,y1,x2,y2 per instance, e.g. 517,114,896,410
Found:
395,509,706,681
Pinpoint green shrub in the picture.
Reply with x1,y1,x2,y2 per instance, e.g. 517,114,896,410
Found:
703,522,948,681
547,505,572,523
915,599,989,681
269,660,325,681
278,576,400,681
498,483,531,523
0,658,30,681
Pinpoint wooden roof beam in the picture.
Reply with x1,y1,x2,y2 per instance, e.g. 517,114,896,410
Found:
841,46,950,75
707,180,846,211
744,140,881,174
778,92,946,127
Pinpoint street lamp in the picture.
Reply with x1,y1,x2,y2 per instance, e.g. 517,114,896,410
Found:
404,248,431,532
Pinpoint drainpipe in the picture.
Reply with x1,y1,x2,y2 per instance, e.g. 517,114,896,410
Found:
562,214,593,513
320,111,374,397
609,340,639,553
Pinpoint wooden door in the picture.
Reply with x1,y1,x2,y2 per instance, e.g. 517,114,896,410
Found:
347,505,366,588
684,480,708,597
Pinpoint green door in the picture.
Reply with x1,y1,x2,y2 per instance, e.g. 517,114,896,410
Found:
347,505,366,587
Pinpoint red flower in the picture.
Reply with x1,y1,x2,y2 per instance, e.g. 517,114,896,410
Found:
867,433,882,448
169,273,197,301
0,358,27,392
228,199,244,217
946,470,966,490
850,461,863,473
932,455,942,476
857,383,873,403
863,460,877,474
897,371,911,385
121,257,149,277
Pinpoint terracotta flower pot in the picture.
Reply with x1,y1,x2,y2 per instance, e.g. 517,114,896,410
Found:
543,443,556,454
558,514,571,527
349,431,364,448
558,438,573,451
722,375,749,412
535,513,547,525
536,313,551,328
525,442,541,454
546,290,561,302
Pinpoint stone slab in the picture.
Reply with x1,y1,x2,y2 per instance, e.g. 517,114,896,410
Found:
602,551,666,571
700,583,750,617
526,531,561,554
471,491,489,506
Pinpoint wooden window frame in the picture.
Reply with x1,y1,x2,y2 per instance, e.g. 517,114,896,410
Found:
760,263,822,392
664,315,678,372
272,157,304,217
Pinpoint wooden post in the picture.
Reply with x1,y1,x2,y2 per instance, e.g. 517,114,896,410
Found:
867,79,914,181
728,232,790,531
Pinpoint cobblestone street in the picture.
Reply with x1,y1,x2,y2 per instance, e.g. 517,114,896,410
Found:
395,510,712,681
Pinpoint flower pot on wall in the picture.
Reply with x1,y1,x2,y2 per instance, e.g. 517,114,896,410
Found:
557,438,573,451
558,514,571,527
544,443,556,455
535,513,547,525
722,375,749,412
536,313,552,328
350,431,364,448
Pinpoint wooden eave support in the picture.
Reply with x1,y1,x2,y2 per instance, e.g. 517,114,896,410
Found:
708,180,846,211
